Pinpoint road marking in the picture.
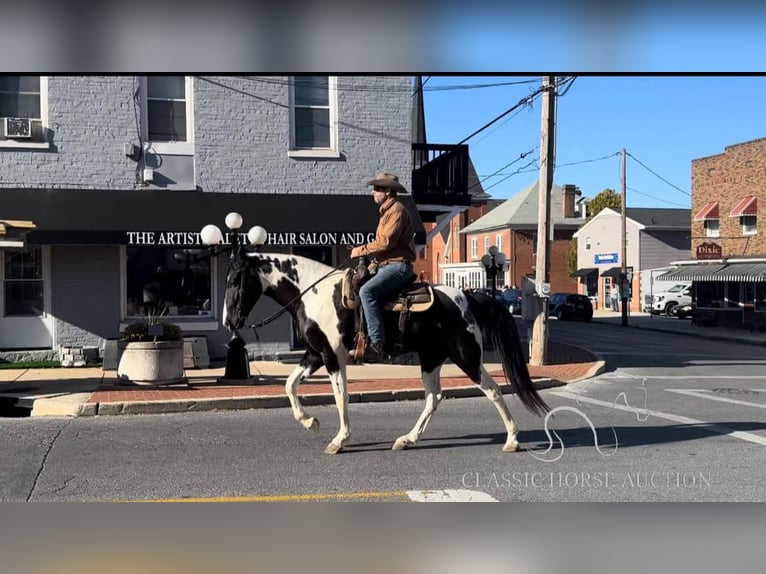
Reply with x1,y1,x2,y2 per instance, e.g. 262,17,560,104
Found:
598,374,766,380
551,390,766,447
142,489,496,503
406,489,497,502
666,389,766,410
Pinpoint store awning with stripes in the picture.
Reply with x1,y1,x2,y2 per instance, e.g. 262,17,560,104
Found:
729,195,757,217
712,262,766,282
693,201,719,221
657,263,727,281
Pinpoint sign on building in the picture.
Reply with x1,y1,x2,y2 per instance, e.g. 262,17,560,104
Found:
696,241,722,260
594,252,619,264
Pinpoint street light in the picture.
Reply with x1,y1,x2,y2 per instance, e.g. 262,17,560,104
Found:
200,212,268,384
480,245,507,299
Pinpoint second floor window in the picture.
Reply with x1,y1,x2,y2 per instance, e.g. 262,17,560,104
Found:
0,76,47,144
471,238,478,258
289,76,338,155
704,220,720,238
146,76,189,142
496,234,503,253
742,215,757,236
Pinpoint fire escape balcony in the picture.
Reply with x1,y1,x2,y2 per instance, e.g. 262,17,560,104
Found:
412,143,471,222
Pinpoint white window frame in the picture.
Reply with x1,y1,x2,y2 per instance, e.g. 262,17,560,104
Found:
0,76,50,150
139,76,194,156
741,215,757,236
496,233,503,253
118,246,219,331
471,238,478,258
484,236,490,254
704,219,720,238
288,76,340,158
585,236,592,250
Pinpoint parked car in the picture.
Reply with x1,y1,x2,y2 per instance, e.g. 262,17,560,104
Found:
669,302,694,319
501,288,523,315
548,293,593,321
650,283,692,316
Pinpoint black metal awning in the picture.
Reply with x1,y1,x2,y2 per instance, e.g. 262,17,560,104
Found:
600,266,623,278
657,263,727,282
1,188,426,246
571,267,598,277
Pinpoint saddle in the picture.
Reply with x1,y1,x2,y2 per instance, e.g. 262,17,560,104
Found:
342,261,434,362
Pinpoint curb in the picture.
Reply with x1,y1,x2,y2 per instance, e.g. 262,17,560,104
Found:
77,377,570,417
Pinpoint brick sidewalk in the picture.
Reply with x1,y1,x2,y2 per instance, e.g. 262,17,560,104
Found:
86,340,601,407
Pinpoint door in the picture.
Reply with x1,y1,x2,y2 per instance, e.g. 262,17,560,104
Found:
0,246,53,349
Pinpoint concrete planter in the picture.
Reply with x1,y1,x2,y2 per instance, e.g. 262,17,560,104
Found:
117,340,185,386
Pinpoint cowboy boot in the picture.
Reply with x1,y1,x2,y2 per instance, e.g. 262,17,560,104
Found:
362,341,386,363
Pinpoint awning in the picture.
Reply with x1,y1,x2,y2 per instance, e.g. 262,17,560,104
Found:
571,267,598,277
729,196,757,217
694,201,719,221
1,189,426,246
600,267,623,278
712,262,766,282
0,219,36,249
657,263,727,281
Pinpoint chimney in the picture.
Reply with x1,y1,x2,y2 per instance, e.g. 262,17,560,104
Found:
562,184,578,218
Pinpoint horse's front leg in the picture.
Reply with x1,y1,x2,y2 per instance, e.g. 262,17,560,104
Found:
324,366,350,454
285,353,323,433
393,365,442,450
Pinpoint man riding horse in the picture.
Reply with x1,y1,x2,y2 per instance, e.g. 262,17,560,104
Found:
349,172,416,363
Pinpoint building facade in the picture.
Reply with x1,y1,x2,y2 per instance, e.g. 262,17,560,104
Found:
1,75,429,358
660,137,766,328
572,207,690,312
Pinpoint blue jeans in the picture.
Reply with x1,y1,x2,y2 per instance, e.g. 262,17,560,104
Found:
359,261,414,344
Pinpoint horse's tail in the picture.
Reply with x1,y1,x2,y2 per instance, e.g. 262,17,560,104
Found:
467,294,550,416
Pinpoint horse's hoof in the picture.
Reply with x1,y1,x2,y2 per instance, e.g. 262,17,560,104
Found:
324,442,343,455
503,441,520,453
392,437,412,450
302,417,320,433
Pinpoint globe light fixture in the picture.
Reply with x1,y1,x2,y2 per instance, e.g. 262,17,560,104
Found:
247,225,268,246
225,211,243,230
481,246,508,299
200,224,224,246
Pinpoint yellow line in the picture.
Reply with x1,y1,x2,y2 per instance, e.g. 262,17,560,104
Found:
136,491,409,503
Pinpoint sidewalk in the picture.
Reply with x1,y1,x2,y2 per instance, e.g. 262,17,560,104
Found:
0,340,604,418
591,308,766,346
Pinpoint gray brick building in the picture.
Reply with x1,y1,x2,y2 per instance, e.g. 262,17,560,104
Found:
1,75,429,358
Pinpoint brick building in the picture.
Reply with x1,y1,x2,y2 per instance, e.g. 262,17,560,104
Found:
445,181,587,292
660,136,766,328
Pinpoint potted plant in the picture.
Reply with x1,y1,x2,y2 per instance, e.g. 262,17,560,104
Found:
117,306,186,386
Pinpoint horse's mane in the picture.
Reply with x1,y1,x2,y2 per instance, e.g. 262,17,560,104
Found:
247,251,345,286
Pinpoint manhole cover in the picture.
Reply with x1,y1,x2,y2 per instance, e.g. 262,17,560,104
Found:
712,388,760,395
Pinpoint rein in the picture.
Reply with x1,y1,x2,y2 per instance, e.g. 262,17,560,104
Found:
247,253,354,338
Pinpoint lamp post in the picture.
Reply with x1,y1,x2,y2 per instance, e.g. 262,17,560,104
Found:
200,212,268,384
481,245,507,299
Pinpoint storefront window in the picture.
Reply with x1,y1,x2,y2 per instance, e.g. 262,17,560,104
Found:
3,247,43,316
756,283,766,311
125,247,212,318
695,281,725,308
725,281,741,307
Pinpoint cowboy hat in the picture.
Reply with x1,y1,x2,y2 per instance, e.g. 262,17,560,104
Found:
367,171,408,194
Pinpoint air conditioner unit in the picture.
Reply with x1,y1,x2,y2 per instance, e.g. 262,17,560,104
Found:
3,117,32,139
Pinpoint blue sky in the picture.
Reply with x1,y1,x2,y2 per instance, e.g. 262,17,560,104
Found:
421,75,766,209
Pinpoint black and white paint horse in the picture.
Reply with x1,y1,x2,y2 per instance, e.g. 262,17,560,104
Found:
223,251,550,454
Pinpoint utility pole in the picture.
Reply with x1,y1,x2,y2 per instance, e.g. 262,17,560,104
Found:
620,148,628,327
530,76,555,366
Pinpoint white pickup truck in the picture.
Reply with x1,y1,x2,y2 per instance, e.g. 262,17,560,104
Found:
651,283,692,316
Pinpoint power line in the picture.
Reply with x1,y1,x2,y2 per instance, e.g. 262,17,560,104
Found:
482,159,539,192
458,87,545,145
627,186,690,208
626,152,691,196
238,76,540,93
472,148,537,191
555,151,620,169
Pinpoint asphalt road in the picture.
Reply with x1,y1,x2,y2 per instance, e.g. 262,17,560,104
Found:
1,321,764,502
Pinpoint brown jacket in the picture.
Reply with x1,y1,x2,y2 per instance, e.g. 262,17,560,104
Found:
356,196,416,264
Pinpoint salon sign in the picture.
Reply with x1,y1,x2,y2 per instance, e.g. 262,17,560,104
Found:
126,231,376,247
